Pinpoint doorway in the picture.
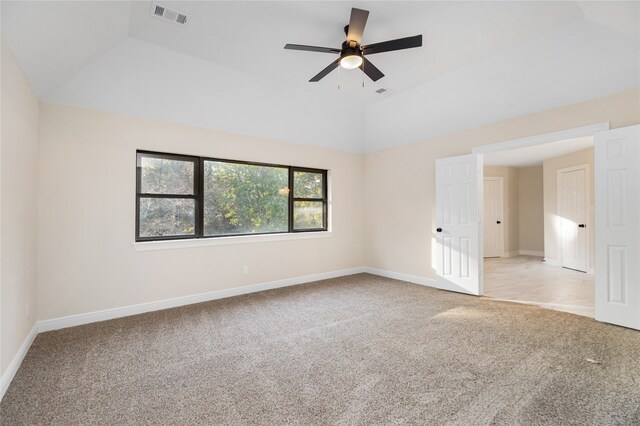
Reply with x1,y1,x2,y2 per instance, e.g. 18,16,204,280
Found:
481,141,595,317
435,123,640,329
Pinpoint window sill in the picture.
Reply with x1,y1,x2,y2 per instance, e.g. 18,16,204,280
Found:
133,231,332,251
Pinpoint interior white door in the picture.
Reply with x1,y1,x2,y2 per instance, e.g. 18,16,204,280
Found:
558,166,588,272
435,154,482,295
483,177,503,258
595,125,640,330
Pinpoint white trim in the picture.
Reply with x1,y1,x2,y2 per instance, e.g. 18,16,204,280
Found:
1,323,38,401
134,231,332,251
38,267,364,332
364,267,437,287
519,250,544,257
475,123,608,295
1,267,442,401
472,123,610,155
502,250,519,258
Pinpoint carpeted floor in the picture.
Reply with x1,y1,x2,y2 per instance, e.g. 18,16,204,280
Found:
2,273,639,425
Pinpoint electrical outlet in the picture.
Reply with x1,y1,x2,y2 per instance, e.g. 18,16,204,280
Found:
241,265,249,275
25,302,30,319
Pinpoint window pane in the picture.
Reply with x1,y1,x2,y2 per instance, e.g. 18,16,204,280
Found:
293,171,323,198
140,156,194,195
203,161,289,236
294,201,324,230
139,198,195,237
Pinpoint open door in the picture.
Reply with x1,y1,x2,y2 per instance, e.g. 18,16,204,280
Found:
595,125,640,330
435,154,482,295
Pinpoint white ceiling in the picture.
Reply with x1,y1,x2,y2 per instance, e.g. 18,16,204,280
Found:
2,1,639,152
483,136,594,167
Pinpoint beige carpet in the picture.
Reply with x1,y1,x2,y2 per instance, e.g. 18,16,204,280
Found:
2,273,639,425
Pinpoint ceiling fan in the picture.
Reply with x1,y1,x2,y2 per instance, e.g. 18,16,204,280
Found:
284,7,422,83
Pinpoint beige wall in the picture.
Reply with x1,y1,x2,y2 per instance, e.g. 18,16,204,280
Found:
543,148,595,271
4,60,640,334
1,41,39,376
363,88,640,278
37,103,365,320
518,166,544,254
483,166,519,256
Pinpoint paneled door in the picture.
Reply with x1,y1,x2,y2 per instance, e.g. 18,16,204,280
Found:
595,125,640,330
483,177,503,258
558,165,588,272
435,154,482,295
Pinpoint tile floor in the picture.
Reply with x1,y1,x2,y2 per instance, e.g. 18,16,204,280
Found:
483,255,594,317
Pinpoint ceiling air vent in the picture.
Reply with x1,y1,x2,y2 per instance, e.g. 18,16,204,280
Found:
150,3,189,26
153,4,165,17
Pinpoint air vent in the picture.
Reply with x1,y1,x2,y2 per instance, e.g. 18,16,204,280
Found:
375,88,387,94
153,5,165,17
150,3,189,26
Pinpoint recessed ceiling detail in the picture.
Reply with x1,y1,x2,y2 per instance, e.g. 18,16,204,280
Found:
1,1,639,153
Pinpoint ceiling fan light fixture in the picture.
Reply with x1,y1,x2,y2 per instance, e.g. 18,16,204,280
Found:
340,54,363,69
284,7,422,82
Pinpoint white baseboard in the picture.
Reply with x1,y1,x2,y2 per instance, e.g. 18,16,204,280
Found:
364,267,437,288
38,267,366,333
502,250,519,258
2,265,433,402
1,323,38,401
519,250,544,257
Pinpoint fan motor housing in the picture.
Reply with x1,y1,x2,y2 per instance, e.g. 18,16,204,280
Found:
340,41,362,59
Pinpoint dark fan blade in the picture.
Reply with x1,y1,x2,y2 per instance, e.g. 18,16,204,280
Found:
310,58,341,82
347,8,369,44
284,44,341,54
361,57,384,82
362,35,423,55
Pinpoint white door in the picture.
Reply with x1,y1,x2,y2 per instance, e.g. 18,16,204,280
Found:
483,177,503,258
558,165,588,272
435,154,482,295
595,125,640,330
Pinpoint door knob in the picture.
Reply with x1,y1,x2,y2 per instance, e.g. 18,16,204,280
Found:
578,224,586,228
496,221,501,224
436,228,442,233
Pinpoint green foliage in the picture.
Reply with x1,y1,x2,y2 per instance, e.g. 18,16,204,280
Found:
138,155,326,238
139,198,195,237
293,171,323,198
204,161,288,235
293,201,323,229
293,171,324,229
139,158,195,237
140,157,193,194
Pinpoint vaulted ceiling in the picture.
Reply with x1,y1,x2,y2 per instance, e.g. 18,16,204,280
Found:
2,1,639,152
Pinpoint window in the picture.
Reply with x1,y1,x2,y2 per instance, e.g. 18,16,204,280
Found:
292,169,327,231
136,151,328,241
136,153,199,240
